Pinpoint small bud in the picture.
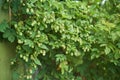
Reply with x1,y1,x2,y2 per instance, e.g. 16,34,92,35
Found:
11,61,14,65
30,8,34,13
20,54,23,58
29,69,33,74
26,8,29,13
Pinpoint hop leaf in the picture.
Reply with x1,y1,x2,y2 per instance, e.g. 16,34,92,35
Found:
3,29,16,42
0,21,9,32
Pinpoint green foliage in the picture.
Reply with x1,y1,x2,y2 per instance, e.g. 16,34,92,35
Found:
0,21,9,32
0,21,16,42
0,0,120,80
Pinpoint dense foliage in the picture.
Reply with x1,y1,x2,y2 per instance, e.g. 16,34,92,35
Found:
0,0,120,80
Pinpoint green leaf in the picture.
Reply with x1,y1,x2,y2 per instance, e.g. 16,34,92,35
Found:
117,43,120,48
104,47,111,54
0,21,9,32
24,39,34,47
3,29,16,42
12,71,19,80
22,45,32,53
114,53,120,59
111,33,117,41
31,55,42,66
40,44,48,50
55,54,66,62
34,58,42,66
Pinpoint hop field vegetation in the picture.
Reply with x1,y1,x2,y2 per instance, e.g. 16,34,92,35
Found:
0,0,120,80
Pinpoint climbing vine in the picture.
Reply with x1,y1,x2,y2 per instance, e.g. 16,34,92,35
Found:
0,0,120,80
